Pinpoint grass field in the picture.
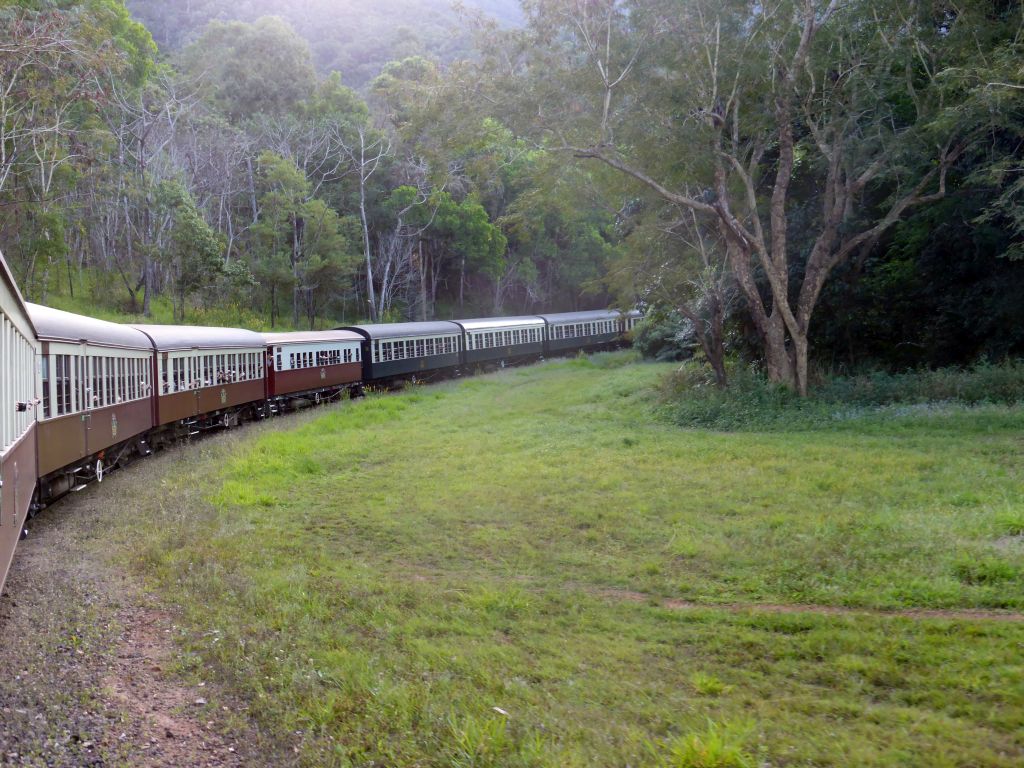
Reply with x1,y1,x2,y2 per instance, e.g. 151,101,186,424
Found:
102,354,1024,767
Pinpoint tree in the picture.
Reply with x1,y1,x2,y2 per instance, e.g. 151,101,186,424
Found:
251,151,354,328
181,16,316,123
516,0,1010,394
420,190,507,315
610,204,734,387
0,0,154,298
156,180,223,322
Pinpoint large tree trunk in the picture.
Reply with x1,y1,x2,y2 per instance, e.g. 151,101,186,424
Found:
763,312,795,390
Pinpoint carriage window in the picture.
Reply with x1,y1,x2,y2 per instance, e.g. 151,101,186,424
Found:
90,357,100,405
39,356,50,418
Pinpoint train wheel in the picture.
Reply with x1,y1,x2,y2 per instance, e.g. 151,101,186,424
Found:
95,458,104,483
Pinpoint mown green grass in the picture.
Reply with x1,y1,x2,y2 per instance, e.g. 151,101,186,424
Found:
106,353,1024,766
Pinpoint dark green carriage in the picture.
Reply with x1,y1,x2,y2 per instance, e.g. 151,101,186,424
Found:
539,310,623,354
454,316,546,366
338,322,463,383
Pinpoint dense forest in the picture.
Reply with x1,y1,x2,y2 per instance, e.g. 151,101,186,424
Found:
0,0,1021,392
126,0,525,86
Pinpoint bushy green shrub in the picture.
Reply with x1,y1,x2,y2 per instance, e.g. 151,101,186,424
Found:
633,312,697,362
661,360,1024,430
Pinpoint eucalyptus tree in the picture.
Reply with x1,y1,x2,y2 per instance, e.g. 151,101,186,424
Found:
251,151,355,328
0,0,154,298
516,0,1008,394
609,202,735,387
180,16,317,124
155,180,223,322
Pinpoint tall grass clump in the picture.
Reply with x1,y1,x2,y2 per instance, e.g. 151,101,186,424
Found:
661,360,1024,430
649,721,753,768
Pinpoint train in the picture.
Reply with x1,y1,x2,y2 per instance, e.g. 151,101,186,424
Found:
0,249,642,593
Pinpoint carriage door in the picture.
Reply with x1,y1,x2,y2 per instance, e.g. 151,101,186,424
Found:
83,345,98,450
71,346,89,460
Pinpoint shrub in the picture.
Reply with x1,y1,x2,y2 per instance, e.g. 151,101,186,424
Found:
633,312,697,362
690,672,731,696
650,721,753,768
953,557,1020,586
661,360,1024,430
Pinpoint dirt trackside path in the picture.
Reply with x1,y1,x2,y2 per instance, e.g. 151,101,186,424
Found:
0,476,262,767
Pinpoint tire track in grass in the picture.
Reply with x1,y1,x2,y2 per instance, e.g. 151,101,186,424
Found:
594,587,1024,622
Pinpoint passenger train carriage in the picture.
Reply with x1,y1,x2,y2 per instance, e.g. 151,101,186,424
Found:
623,309,643,333
540,310,622,353
0,247,641,592
456,316,546,366
29,304,155,497
0,257,38,586
342,322,463,382
133,325,266,428
264,330,363,403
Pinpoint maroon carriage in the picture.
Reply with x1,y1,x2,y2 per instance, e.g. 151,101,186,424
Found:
0,255,39,588
28,304,155,501
131,325,267,431
263,330,363,405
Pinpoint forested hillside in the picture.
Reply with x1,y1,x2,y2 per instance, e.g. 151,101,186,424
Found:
0,0,1021,385
126,0,524,87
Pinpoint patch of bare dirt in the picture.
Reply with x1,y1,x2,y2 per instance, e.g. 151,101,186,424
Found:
597,587,1024,622
101,608,244,768
0,462,270,767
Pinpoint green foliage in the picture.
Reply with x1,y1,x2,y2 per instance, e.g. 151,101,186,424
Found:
182,16,317,121
633,312,696,362
428,190,507,279
128,0,522,87
652,721,752,768
102,359,1024,766
155,180,224,321
662,360,1024,431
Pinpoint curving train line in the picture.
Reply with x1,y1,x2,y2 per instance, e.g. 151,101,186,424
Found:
0,250,641,592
